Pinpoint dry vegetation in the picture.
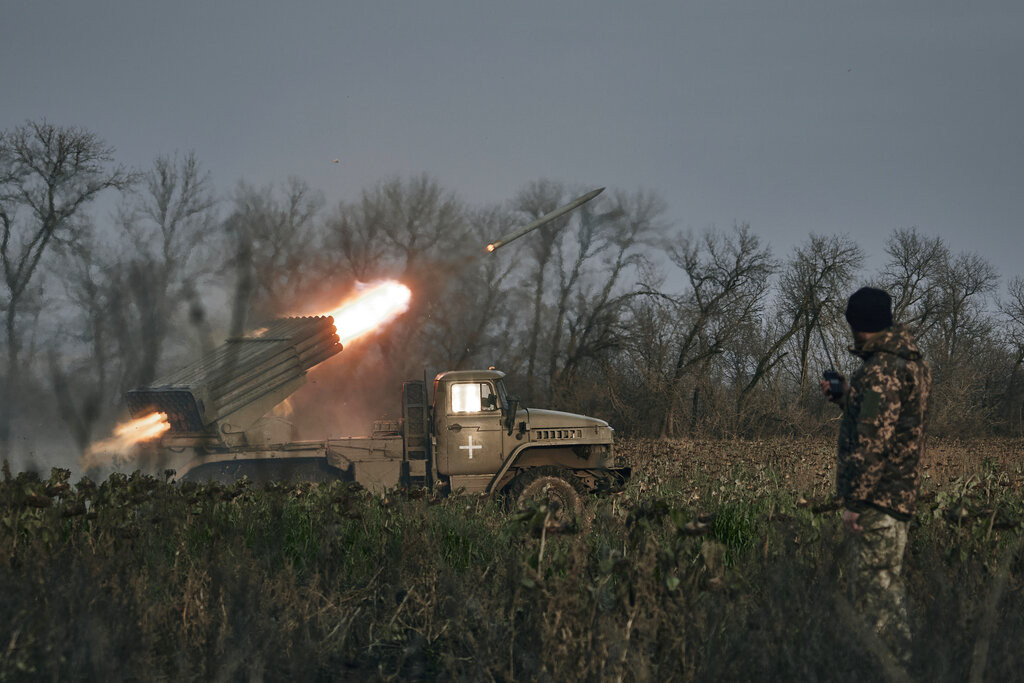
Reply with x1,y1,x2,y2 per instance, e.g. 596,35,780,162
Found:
2,437,1023,681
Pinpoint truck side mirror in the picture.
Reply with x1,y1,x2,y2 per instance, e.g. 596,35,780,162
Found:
505,395,520,435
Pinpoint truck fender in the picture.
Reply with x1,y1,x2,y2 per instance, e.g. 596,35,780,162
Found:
486,442,544,495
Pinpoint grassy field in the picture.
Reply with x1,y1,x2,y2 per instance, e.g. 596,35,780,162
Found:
2,438,1022,681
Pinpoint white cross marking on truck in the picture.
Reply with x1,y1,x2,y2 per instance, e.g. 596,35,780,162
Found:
459,435,482,459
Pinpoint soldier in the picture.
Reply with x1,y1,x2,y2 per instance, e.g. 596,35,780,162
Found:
821,287,931,664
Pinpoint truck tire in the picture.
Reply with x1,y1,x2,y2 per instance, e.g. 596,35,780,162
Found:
508,466,586,525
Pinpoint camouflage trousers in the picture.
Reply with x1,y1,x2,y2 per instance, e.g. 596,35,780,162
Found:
846,508,911,660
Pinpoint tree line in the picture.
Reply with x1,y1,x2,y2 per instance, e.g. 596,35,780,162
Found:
2,120,1022,461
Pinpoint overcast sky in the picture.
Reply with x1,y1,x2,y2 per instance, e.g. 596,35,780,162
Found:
3,0,1022,283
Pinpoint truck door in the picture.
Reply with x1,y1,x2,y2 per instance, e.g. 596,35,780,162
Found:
437,380,504,475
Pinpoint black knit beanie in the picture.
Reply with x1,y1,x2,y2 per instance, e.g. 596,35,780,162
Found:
845,287,893,332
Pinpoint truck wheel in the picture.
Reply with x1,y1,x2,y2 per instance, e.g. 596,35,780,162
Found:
508,466,586,526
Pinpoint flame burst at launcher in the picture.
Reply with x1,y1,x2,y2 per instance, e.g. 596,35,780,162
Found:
319,281,412,345
81,412,171,471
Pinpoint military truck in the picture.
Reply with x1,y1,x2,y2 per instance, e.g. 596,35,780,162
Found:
125,315,626,516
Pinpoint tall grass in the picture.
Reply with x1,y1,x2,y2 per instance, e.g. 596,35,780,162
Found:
1,438,1021,681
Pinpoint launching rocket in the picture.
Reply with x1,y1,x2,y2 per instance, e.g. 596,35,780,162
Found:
485,187,604,253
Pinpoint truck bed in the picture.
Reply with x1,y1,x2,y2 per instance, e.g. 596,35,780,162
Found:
327,436,427,491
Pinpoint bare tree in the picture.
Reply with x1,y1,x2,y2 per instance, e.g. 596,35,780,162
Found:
903,249,1000,435
0,121,131,452
923,251,998,363
1000,276,1024,434
609,296,677,433
512,179,568,402
323,198,391,282
223,177,324,325
880,227,948,328
375,174,466,278
874,230,1005,435
501,182,664,406
422,205,517,370
547,190,665,405
776,234,863,398
108,152,217,388
730,235,862,423
326,174,465,278
47,236,120,452
651,224,775,437
322,175,469,373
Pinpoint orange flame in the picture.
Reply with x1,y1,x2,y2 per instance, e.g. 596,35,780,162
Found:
80,412,171,471
321,281,412,345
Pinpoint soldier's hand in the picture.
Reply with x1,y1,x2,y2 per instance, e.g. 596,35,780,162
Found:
842,509,863,534
820,378,847,405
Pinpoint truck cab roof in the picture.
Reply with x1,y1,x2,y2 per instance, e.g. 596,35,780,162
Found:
434,369,506,383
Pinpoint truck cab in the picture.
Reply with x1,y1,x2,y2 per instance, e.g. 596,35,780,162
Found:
431,370,620,495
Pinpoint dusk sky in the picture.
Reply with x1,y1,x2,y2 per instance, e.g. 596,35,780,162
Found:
3,1,1022,282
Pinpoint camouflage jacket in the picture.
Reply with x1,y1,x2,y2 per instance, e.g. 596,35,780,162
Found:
836,325,931,519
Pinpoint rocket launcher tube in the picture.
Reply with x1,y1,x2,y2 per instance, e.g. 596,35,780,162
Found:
125,315,344,438
298,343,345,370
208,331,336,395
207,345,301,391
211,355,303,408
292,329,342,361
211,335,340,411
210,337,337,404
194,320,336,392
214,363,304,419
215,370,307,422
164,316,322,377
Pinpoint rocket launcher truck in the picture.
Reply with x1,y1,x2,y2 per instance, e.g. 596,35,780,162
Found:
125,315,627,516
